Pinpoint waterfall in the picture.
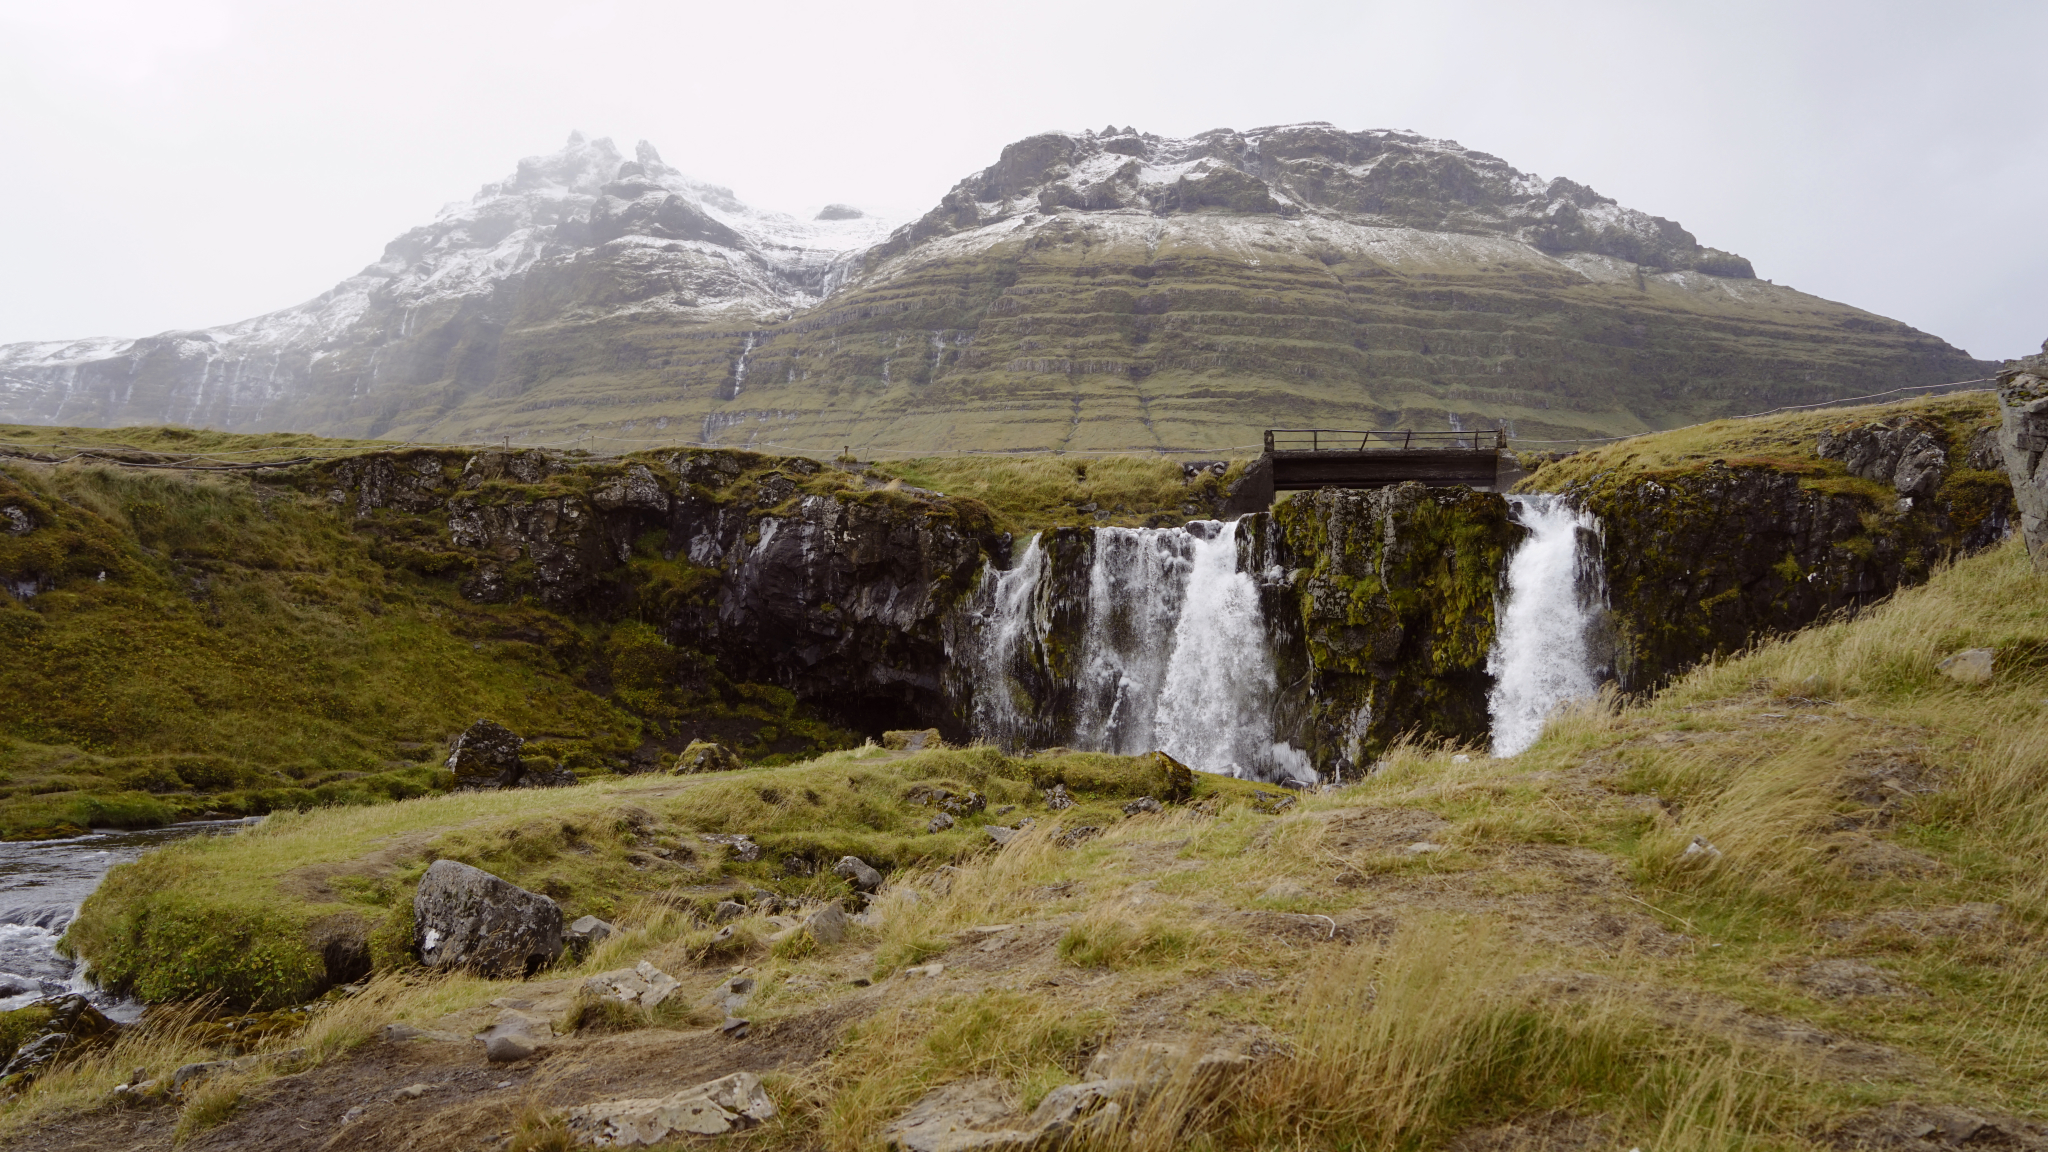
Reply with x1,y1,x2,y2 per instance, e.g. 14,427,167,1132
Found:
968,520,1312,782
1487,494,1607,757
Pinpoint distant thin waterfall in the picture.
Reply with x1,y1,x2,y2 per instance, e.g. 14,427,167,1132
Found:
1487,495,1607,757
967,520,1311,781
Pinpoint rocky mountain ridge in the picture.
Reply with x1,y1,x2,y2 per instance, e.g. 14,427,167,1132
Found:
0,125,1991,450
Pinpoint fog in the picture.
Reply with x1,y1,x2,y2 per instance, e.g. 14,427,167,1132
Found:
1,0,2041,361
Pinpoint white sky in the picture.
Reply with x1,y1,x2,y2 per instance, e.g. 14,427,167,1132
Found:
1,0,2041,362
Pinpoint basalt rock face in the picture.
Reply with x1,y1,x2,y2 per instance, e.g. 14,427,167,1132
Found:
1995,341,2048,571
0,127,1990,452
314,446,1003,737
1251,484,1521,775
1563,453,2013,692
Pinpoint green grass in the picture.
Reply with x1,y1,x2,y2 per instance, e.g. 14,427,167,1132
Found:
871,454,1241,533
64,744,1267,1008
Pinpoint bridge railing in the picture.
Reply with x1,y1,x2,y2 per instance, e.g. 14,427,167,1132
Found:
1264,429,1507,453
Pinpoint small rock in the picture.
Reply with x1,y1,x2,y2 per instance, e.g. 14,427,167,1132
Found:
565,915,614,953
1404,842,1444,855
904,963,946,978
992,805,1016,817
985,825,1017,846
1451,753,1471,763
713,900,747,922
1121,796,1163,817
805,903,849,945
563,1071,776,1145
1043,783,1074,810
1681,836,1723,862
1257,879,1309,902
1938,648,1996,685
719,1017,751,1039
392,1082,435,1101
478,1010,554,1063
413,861,563,979
1054,826,1101,849
700,833,761,863
674,741,745,774
835,856,885,892
926,812,955,833
171,1060,229,1092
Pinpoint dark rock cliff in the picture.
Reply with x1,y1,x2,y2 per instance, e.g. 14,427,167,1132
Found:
1559,429,2013,692
1251,485,1521,774
315,446,1004,742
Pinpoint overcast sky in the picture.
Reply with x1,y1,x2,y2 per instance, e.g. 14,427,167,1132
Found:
1,0,2041,362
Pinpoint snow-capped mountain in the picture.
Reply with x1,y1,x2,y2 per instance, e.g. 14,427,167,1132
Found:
0,133,901,434
0,125,1988,449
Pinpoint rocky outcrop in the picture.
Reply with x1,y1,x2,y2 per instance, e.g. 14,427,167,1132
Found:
1995,341,2048,571
413,860,564,978
1563,455,2013,691
1252,484,1521,773
0,996,115,1086
564,1071,777,1145
1816,416,1950,499
316,445,1005,737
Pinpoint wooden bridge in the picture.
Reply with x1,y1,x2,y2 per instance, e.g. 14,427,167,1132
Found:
1223,429,1509,513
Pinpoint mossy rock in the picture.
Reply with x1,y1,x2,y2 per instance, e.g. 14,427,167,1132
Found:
674,741,744,774
881,729,946,752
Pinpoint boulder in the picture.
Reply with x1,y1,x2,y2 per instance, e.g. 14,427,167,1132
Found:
675,741,745,774
1996,341,2048,572
804,903,848,945
1043,783,1074,811
413,860,564,977
1122,796,1163,817
927,812,956,833
479,1009,554,1062
835,856,884,892
446,719,527,789
1140,751,1196,803
1938,648,1996,685
883,728,945,751
583,961,681,1010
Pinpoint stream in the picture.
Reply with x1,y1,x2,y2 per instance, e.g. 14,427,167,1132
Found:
0,820,255,1021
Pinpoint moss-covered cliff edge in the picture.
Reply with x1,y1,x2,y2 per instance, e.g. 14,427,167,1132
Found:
1525,393,2013,690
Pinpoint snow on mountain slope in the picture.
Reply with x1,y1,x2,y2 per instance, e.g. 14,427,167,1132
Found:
0,132,903,429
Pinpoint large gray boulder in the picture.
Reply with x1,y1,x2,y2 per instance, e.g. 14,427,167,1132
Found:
1996,341,2048,572
413,860,563,977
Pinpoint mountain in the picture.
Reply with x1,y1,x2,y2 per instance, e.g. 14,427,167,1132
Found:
0,125,1992,450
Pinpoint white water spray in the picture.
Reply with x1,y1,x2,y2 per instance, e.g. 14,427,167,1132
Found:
1487,495,1607,757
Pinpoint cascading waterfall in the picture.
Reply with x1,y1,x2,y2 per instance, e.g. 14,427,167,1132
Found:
968,519,1312,781
1487,494,1608,757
